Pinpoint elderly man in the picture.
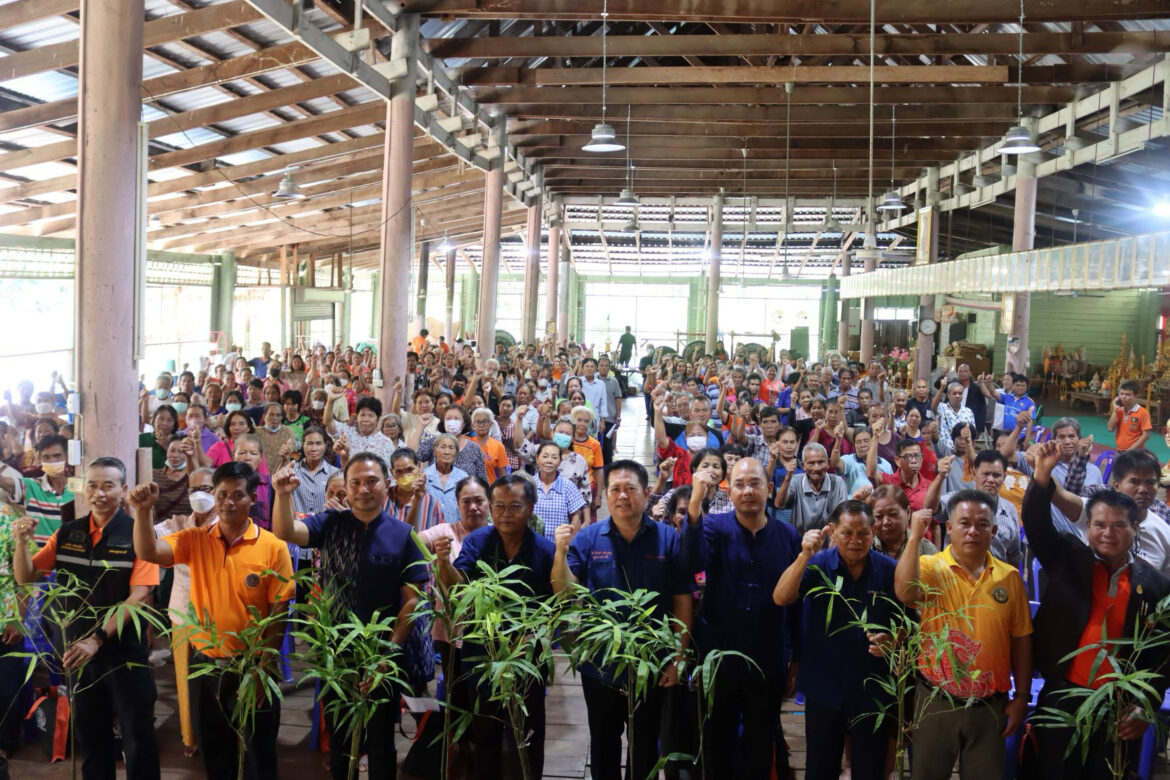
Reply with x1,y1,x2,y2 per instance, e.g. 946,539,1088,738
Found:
437,474,556,780
551,460,692,780
928,450,1023,567
15,457,161,780
596,357,624,465
895,489,1033,780
933,382,977,454
776,443,848,532
681,458,801,779
868,435,944,512
271,454,426,780
906,378,935,425
1025,440,1170,775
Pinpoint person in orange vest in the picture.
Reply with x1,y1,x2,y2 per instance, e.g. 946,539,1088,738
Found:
410,328,429,355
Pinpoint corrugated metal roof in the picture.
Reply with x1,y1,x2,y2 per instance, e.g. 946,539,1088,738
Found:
0,126,66,148
0,70,76,103
215,113,282,134
154,126,224,149
0,16,78,51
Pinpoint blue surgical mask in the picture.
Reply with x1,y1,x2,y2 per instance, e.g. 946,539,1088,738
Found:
553,432,572,449
156,388,171,399
225,402,242,412
172,402,189,414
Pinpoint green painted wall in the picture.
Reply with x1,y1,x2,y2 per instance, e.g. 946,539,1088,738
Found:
1025,290,1159,369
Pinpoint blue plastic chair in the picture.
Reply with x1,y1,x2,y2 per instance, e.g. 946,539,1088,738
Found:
1096,450,1117,483
1137,688,1170,779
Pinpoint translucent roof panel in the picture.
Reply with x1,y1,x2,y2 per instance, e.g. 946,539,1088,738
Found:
217,149,274,166
153,126,225,149
0,71,77,103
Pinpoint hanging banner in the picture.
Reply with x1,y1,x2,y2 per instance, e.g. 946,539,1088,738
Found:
1000,294,1016,335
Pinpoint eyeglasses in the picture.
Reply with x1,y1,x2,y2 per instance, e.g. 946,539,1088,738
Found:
490,502,529,515
898,453,923,461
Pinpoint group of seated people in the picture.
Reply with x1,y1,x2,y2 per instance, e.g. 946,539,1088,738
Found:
0,334,1168,780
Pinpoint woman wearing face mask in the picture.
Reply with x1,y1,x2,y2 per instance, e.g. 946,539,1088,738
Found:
867,484,937,558
207,410,256,467
569,406,604,513
533,369,554,403
652,382,720,489
418,406,487,482
222,389,246,416
152,437,197,520
305,389,329,427
139,405,181,469
255,402,296,474
424,434,470,524
388,448,443,533
152,466,218,758
232,433,272,528
532,441,587,540
170,392,191,426
653,449,733,521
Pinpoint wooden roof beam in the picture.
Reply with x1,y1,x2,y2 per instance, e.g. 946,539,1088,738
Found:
474,85,1078,105
461,64,1009,86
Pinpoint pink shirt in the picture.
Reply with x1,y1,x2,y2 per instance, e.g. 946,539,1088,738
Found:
418,521,481,643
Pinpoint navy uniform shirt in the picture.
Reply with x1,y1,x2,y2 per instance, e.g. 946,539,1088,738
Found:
453,525,556,597
680,510,802,677
567,516,691,682
796,547,901,715
303,509,428,622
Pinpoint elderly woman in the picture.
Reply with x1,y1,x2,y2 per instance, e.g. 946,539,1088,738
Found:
570,405,604,511
424,433,470,524
379,413,406,449
867,484,938,558
532,441,587,540
418,405,487,481
255,402,297,474
469,408,510,483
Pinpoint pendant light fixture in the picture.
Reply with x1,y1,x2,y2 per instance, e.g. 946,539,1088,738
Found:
876,105,905,211
582,0,624,153
614,105,640,205
273,166,305,199
821,161,842,230
779,82,793,281
437,232,454,253
999,0,1040,155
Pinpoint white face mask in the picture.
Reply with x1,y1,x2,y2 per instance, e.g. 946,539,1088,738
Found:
265,423,282,433
312,400,326,411
444,419,464,435
537,379,549,388
189,491,216,514
35,402,53,415
168,458,188,471
686,435,709,451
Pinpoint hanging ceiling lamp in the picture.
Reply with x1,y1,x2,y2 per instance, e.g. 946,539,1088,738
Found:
273,166,305,199
876,105,905,211
999,0,1040,155
614,105,640,204
436,232,454,253
821,161,843,230
582,0,624,153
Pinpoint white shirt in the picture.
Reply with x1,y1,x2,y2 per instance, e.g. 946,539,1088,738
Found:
1137,510,1170,578
579,375,611,420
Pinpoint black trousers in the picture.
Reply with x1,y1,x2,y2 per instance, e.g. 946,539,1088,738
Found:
1030,683,1143,779
470,683,546,780
0,640,26,755
643,392,654,421
581,674,664,780
803,697,890,780
189,655,280,780
325,688,399,780
702,668,784,780
600,421,615,466
73,649,160,780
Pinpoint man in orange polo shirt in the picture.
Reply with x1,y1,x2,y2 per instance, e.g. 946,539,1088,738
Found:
1108,380,1153,452
14,456,161,780
895,490,1033,780
131,461,292,780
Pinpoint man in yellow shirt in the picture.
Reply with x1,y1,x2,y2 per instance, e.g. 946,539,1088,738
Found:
895,490,1033,780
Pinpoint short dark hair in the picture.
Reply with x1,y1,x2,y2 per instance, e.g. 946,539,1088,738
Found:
456,475,491,499
152,404,179,430
87,456,127,485
895,438,923,456
344,452,390,481
604,459,649,491
858,388,873,401
444,404,473,435
951,422,977,442
301,424,331,448
973,450,1008,471
223,410,255,435
281,389,303,407
1050,417,1082,437
1086,490,1141,528
490,473,536,506
1120,380,1140,394
35,434,69,455
689,447,725,477
757,406,779,423
830,499,873,525
212,461,261,493
582,357,597,368
1111,448,1162,484
248,378,264,390
33,417,60,434
355,396,383,418
946,488,997,518
389,447,419,468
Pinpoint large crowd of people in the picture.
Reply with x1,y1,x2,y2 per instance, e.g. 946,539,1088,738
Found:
1,330,1169,780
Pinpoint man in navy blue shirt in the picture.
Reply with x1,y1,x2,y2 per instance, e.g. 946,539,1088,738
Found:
551,460,692,780
681,457,802,779
440,473,556,780
270,454,427,780
772,500,901,780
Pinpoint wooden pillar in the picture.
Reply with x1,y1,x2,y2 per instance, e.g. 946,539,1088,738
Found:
521,195,542,344
545,212,561,339
476,122,506,358
1007,142,1037,374
376,14,417,402
704,191,725,354
74,0,144,475
416,239,430,325
556,254,570,345
444,247,456,344
915,167,941,382
859,205,878,364
837,254,851,355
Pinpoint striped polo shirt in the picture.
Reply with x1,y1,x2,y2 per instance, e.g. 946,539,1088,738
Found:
22,476,74,545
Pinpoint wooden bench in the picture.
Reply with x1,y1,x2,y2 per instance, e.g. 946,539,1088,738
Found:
1067,391,1112,415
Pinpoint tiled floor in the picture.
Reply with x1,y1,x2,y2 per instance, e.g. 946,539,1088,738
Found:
9,396,1170,778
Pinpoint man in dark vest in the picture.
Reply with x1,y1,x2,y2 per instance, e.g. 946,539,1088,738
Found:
13,456,161,780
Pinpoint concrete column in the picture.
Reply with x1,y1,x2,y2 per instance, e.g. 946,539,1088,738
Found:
444,247,456,343
704,191,725,354
476,125,505,358
837,254,851,355
859,205,878,364
821,273,839,361
1006,143,1037,374
211,250,236,347
556,255,570,344
74,0,144,475
375,14,417,403
545,215,561,338
915,166,941,382
416,239,430,325
521,198,542,344
339,267,352,347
